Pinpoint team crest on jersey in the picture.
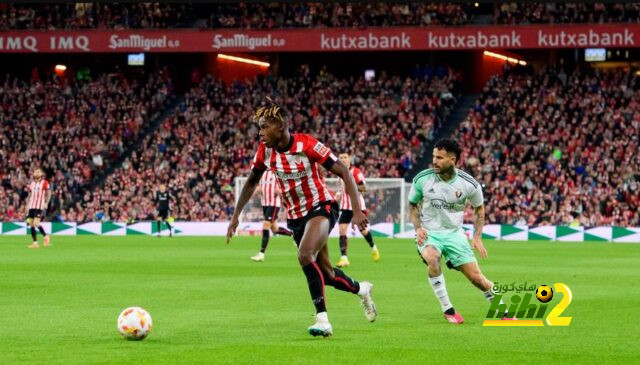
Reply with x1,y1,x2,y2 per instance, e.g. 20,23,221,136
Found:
313,142,330,157
455,191,462,199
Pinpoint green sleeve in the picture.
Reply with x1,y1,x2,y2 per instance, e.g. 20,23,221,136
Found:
408,178,424,204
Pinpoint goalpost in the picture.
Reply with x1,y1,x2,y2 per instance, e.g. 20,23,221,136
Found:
234,177,409,236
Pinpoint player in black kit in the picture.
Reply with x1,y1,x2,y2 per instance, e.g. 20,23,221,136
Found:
155,184,174,237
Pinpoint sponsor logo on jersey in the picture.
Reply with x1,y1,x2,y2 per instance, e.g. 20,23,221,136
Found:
313,142,330,157
276,170,309,180
430,199,456,211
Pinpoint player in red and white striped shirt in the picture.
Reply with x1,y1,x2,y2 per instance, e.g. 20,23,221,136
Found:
335,153,380,268
25,168,51,249
250,170,293,262
227,101,377,337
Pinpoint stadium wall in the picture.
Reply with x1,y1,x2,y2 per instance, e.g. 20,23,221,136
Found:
2,222,639,242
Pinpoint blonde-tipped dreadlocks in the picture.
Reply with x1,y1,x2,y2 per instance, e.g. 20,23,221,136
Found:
254,97,286,122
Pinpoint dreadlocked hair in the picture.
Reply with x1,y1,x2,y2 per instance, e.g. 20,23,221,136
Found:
254,97,287,122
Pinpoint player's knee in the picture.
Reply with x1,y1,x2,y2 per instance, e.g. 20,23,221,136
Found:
428,264,442,275
425,255,440,268
297,250,314,266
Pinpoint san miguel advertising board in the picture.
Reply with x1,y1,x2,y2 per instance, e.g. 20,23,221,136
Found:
0,24,639,53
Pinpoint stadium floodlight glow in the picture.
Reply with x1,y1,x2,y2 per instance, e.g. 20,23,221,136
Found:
54,64,67,72
483,51,527,66
217,54,270,67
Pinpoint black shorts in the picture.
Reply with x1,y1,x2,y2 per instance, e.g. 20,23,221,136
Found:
27,209,43,219
262,206,279,222
157,209,169,220
287,201,339,247
338,209,368,224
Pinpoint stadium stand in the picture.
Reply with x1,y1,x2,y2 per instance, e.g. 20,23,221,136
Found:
4,2,640,31
494,3,640,25
206,2,471,28
0,71,173,222
456,67,640,226
0,3,194,30
85,66,460,222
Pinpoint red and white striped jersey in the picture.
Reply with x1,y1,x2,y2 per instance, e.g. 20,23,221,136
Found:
339,166,367,211
260,170,281,208
27,179,50,210
251,134,337,220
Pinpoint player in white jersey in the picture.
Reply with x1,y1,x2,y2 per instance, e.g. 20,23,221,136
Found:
408,139,511,324
251,170,293,262
25,168,51,249
335,153,380,267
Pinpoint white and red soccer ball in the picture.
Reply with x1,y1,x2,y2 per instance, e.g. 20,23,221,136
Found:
117,307,153,340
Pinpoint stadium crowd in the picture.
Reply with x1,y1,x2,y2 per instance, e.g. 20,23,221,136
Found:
0,3,194,30
206,2,471,28
4,2,640,31
81,65,459,222
0,71,173,222
456,67,640,227
494,2,640,24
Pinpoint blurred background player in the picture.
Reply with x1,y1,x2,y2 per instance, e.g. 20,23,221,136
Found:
155,184,174,237
409,139,509,324
251,170,293,262
335,153,380,267
25,168,51,249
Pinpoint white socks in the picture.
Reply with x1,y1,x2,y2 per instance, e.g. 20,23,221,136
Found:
483,285,507,316
483,289,495,302
316,311,329,323
429,274,453,312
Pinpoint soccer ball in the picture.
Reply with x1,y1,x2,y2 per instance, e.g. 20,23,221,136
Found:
117,307,153,340
536,285,554,303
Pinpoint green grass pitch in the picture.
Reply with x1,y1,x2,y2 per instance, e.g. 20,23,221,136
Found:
1,235,638,364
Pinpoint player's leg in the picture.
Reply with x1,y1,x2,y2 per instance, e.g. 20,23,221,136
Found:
164,215,172,237
358,211,379,262
251,220,271,262
156,215,162,237
316,243,377,322
252,207,274,262
458,262,509,318
419,239,463,324
336,210,351,267
297,215,333,336
28,211,39,248
37,212,50,246
270,208,292,236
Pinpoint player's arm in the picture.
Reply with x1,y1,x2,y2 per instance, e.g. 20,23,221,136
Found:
472,204,487,258
330,161,368,230
469,185,487,258
409,202,428,245
24,193,30,213
355,169,367,193
227,168,264,243
408,179,427,244
45,187,52,208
